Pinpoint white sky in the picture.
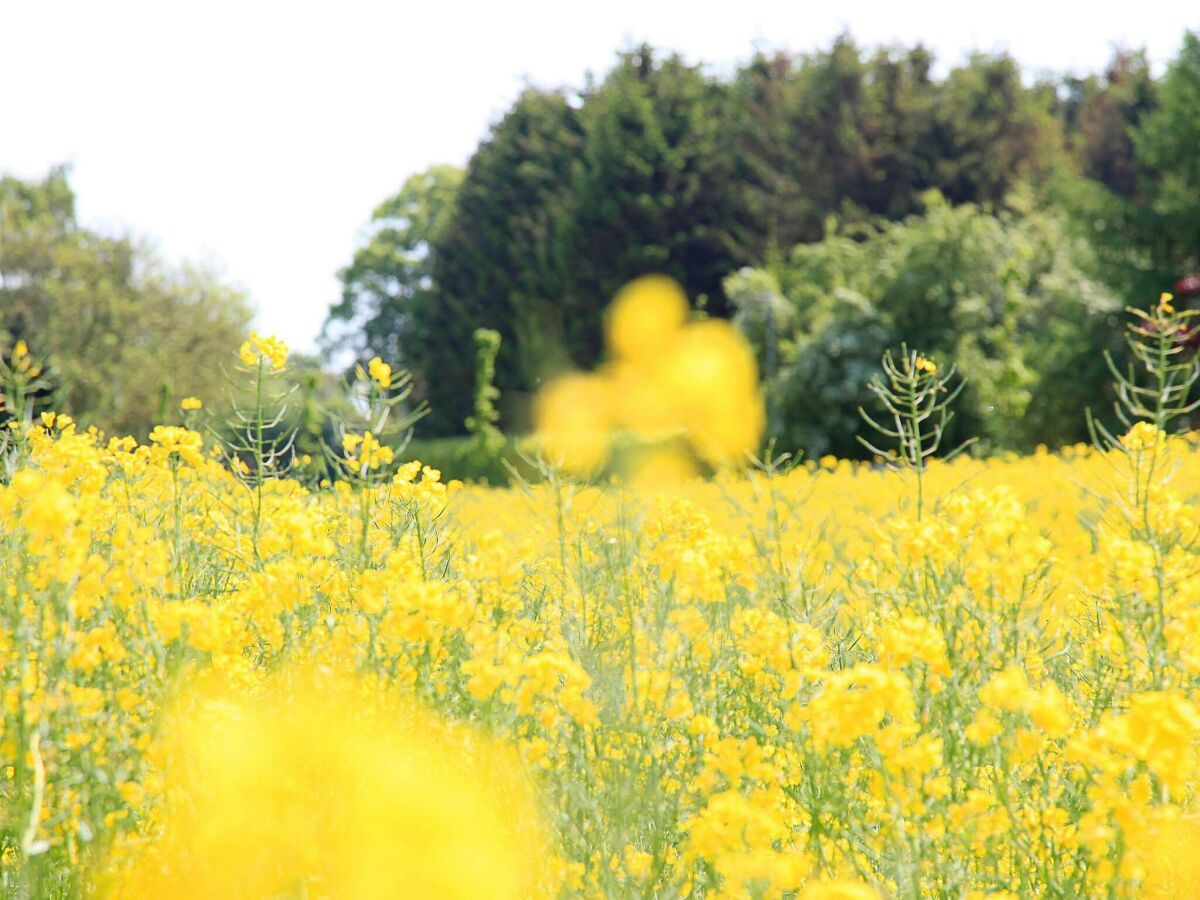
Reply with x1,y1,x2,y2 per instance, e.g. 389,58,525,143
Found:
3,0,1197,353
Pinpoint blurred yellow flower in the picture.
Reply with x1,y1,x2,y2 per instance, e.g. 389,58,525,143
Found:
662,319,764,465
798,880,882,900
535,276,765,473
102,669,549,900
179,397,203,411
629,446,698,488
533,372,613,474
1134,814,1200,898
663,319,759,406
605,274,689,363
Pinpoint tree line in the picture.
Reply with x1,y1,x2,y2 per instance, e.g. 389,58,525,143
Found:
4,33,1199,456
324,32,1200,454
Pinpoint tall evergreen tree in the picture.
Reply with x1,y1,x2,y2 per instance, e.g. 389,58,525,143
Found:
729,41,1060,253
567,46,746,336
731,38,880,253
1060,51,1155,198
857,45,940,219
929,53,1063,206
430,87,583,431
1054,33,1200,302
1130,31,1200,276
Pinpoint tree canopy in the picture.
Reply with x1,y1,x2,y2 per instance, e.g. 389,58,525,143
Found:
330,34,1157,441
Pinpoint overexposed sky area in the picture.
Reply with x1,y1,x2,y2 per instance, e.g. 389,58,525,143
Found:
3,0,1197,353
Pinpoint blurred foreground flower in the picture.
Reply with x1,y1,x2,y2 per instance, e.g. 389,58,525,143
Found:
1126,813,1200,898
797,880,882,900
102,668,548,899
536,275,765,474
533,372,614,474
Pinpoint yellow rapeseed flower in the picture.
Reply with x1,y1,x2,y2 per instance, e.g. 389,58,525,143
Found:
367,356,393,388
148,425,206,467
1122,421,1164,452
8,324,1200,897
343,430,393,472
239,331,289,370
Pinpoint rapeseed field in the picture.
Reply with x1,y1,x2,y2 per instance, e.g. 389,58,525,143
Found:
2,284,1199,898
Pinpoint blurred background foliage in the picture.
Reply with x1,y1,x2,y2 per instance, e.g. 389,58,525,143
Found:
726,193,1124,458
321,33,1200,461
5,32,1200,474
0,167,253,435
